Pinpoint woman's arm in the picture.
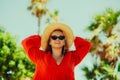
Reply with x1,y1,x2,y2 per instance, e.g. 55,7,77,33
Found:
71,37,91,66
22,35,42,64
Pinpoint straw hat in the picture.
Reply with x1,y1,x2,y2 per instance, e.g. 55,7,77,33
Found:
41,22,74,50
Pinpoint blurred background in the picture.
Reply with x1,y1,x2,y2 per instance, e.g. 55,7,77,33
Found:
0,0,120,80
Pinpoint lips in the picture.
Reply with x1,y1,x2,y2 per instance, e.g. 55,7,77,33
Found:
55,43,60,44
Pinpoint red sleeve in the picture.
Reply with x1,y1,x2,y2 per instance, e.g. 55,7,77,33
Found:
72,37,91,66
21,35,42,64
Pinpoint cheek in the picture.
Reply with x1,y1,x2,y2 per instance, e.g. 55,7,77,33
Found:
62,40,65,45
49,40,55,46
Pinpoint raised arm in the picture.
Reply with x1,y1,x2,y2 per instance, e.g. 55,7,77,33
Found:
71,36,91,66
22,35,42,64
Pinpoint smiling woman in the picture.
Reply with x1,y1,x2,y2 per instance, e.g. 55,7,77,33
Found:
21,22,91,80
49,30,66,65
49,30,65,50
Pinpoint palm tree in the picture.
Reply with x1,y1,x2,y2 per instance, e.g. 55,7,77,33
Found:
83,9,120,79
27,0,59,34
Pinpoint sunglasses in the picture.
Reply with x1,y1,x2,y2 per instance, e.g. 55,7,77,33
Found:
51,35,65,40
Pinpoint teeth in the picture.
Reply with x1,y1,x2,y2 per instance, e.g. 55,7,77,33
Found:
55,43,60,44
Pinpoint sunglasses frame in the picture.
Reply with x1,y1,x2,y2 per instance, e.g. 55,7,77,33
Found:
51,35,65,40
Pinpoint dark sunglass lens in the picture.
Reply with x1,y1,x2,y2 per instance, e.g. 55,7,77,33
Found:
51,36,57,40
59,36,65,40
51,36,65,40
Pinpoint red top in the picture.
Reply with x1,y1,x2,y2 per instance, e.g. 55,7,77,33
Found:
22,35,91,80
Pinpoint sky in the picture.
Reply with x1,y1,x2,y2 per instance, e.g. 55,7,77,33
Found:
0,0,120,80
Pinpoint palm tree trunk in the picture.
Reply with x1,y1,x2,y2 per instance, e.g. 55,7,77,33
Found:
38,17,41,34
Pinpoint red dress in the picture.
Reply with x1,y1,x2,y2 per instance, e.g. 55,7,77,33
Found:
22,35,91,80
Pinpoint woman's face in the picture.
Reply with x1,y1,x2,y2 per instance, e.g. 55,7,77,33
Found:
49,30,65,49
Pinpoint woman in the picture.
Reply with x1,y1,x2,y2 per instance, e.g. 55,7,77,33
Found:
22,22,91,80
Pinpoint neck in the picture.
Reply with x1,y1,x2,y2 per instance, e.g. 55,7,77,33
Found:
52,48,63,58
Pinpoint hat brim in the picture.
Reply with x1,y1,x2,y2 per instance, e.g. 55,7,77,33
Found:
41,23,74,50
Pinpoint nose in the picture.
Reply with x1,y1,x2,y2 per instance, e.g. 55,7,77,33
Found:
56,38,61,42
